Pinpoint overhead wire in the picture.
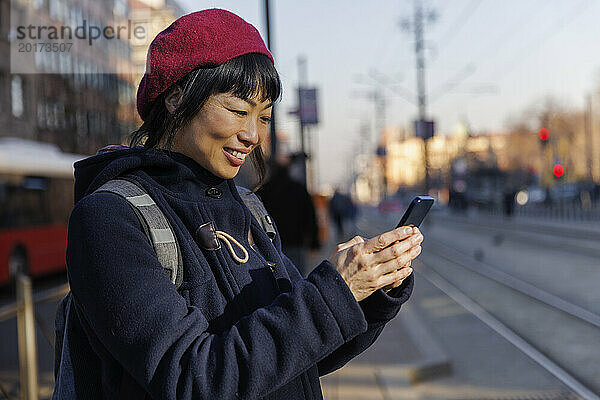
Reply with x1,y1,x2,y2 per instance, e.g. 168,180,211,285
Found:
429,0,483,64
483,0,594,84
429,0,550,102
375,1,406,69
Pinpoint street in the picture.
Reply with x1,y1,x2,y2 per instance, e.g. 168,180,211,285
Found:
2,0,600,398
1,208,600,399
320,206,599,400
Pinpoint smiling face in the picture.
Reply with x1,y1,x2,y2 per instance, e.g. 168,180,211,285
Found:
169,92,273,179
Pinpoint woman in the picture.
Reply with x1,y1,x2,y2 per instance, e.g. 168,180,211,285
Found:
53,9,424,400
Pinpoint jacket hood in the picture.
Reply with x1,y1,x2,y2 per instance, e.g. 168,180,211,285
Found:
73,145,224,204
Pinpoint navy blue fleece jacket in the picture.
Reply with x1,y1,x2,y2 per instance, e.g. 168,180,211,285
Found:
53,146,414,399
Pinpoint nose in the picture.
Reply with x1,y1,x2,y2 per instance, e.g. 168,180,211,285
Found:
238,119,261,146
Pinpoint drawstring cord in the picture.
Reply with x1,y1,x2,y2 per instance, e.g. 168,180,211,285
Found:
216,231,249,263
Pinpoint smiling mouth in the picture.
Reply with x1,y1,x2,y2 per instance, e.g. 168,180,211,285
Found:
224,148,249,161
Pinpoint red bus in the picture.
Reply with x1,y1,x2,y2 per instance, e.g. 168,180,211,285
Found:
0,138,86,286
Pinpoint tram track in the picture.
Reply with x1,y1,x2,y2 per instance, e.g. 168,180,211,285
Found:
425,238,600,329
338,207,600,398
429,213,600,259
420,242,600,399
432,212,600,240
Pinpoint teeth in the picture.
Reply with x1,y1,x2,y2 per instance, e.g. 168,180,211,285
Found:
227,149,247,160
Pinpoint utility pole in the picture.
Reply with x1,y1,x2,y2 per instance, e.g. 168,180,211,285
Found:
414,0,427,121
374,88,386,150
414,0,430,195
404,0,435,194
264,0,277,169
585,94,594,183
297,55,308,188
351,80,387,153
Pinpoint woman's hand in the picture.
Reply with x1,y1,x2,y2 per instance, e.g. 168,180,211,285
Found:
328,226,423,302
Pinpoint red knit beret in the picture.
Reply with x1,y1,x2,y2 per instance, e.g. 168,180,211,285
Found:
136,8,274,121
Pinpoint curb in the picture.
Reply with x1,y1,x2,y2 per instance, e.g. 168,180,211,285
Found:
377,302,452,387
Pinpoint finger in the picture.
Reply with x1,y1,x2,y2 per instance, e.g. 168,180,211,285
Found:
387,261,413,290
391,273,409,288
380,267,413,290
335,235,365,252
363,226,414,254
376,245,422,275
368,232,423,265
330,235,365,259
393,260,411,271
389,274,410,289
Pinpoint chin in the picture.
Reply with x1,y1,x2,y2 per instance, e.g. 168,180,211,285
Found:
218,167,240,180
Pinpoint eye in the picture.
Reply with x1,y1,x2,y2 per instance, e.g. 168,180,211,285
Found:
261,116,272,123
228,109,247,116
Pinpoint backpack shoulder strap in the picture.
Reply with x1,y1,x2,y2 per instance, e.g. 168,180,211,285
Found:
93,176,183,290
236,186,276,242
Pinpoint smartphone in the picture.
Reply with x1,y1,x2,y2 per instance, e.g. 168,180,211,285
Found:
382,196,435,291
396,196,434,229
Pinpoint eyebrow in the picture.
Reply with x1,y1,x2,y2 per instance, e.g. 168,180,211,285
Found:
242,98,273,110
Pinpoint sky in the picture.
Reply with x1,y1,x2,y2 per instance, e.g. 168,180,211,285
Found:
177,0,600,190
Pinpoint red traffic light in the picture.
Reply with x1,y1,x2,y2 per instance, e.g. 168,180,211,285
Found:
553,164,564,178
539,128,549,141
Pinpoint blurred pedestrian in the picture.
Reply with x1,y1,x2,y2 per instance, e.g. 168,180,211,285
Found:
53,9,424,399
257,159,320,276
503,186,516,218
330,188,356,239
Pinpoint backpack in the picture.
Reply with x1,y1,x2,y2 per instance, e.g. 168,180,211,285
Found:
53,174,276,395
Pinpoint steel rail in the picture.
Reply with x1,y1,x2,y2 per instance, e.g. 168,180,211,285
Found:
417,262,599,400
426,238,600,329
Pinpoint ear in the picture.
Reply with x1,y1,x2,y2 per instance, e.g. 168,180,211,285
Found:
164,86,183,114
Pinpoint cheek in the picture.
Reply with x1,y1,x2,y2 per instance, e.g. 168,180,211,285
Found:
258,124,269,143
186,118,229,152
204,113,239,139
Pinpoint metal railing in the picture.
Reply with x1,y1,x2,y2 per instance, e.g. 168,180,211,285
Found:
515,202,600,221
468,201,600,222
0,276,69,400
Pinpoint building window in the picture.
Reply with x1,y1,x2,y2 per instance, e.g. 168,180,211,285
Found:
56,102,65,129
49,0,58,20
37,101,46,128
0,2,7,39
35,50,45,71
49,51,58,73
0,73,4,104
113,0,128,18
11,75,24,118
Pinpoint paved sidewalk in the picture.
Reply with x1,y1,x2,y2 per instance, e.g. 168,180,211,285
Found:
318,266,577,400
309,234,451,400
312,219,579,400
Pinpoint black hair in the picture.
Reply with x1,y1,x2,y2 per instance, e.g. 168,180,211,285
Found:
129,53,281,188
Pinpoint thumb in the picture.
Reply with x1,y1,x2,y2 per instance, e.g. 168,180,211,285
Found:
335,235,365,252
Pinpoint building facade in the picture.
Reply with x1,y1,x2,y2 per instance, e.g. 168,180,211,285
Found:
1,0,183,155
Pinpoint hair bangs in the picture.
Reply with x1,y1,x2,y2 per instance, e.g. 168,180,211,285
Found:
129,52,280,189
214,53,281,103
